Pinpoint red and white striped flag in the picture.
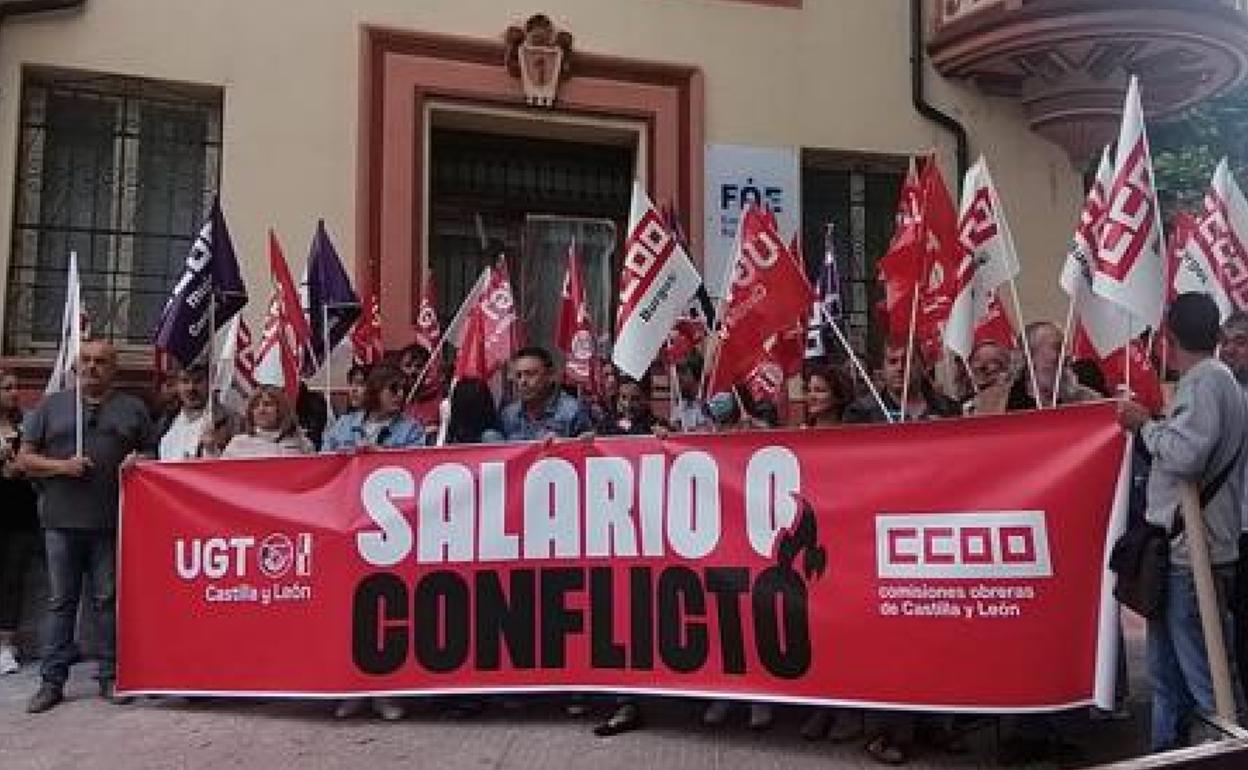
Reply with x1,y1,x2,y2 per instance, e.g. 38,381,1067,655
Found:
612,181,702,379
254,231,312,401
215,315,258,412
1169,211,1235,322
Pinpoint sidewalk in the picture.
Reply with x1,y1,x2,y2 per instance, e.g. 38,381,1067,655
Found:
0,621,1152,770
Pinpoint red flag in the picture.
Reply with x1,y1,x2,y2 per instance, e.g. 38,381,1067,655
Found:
915,158,963,345
555,243,599,392
708,206,813,394
453,300,489,381
480,260,520,378
974,293,1017,350
413,271,445,395
877,159,925,344
254,231,311,401
716,207,814,357
1100,338,1163,415
350,291,384,366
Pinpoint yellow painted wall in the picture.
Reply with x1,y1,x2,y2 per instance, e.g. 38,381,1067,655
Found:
0,0,1083,344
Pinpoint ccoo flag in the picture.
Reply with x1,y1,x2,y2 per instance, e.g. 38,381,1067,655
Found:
612,181,702,379
1092,76,1165,330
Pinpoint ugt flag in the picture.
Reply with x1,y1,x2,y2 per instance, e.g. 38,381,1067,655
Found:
302,220,360,377
613,181,701,379
153,197,247,368
254,231,312,401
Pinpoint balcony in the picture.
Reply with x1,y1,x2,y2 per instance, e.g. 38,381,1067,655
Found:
929,0,1248,162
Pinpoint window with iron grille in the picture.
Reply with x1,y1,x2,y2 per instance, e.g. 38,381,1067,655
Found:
4,69,222,357
800,149,907,363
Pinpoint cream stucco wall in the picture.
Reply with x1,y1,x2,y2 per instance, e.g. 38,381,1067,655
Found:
0,0,1084,349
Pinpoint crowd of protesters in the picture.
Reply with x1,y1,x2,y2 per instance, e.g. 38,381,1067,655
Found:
3,292,1248,764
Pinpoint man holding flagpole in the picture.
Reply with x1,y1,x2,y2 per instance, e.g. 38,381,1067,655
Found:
19,340,155,713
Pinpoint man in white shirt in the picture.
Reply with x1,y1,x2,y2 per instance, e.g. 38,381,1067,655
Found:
158,365,232,460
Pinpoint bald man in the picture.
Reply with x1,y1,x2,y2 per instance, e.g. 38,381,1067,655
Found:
19,340,154,712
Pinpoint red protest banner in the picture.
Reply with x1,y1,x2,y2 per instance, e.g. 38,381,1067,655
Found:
118,403,1127,711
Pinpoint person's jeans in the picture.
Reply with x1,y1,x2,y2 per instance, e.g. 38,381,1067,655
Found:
1147,564,1237,752
40,529,116,688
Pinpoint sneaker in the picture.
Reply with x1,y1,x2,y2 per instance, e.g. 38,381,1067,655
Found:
334,698,365,718
373,697,404,721
0,645,18,675
27,683,64,714
99,679,133,705
703,700,731,726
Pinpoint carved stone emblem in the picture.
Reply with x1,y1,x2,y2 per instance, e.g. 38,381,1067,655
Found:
505,14,573,107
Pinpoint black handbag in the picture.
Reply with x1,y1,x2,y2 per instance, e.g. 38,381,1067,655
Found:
1109,522,1171,619
1109,438,1243,619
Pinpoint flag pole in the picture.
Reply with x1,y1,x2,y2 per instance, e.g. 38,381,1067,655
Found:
1124,318,1133,398
826,316,894,424
205,295,217,455
699,208,746,401
899,286,920,423
1052,297,1075,409
321,304,333,418
1006,278,1042,408
73,252,83,458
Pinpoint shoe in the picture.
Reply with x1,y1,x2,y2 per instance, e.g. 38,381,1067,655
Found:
99,679,133,705
0,645,18,675
373,697,404,721
800,708,831,740
703,700,731,726
594,703,642,737
748,703,774,731
334,698,365,718
865,734,909,766
27,683,64,714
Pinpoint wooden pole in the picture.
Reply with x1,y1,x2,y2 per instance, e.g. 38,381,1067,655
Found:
1177,481,1237,722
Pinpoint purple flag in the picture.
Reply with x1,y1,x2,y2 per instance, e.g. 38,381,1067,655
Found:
302,219,361,376
805,223,844,361
153,197,247,368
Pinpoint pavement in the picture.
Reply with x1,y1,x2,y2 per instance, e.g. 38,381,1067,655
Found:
0,622,1154,770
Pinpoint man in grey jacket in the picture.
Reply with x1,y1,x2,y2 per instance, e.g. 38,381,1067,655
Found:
1119,293,1248,751
1219,310,1248,713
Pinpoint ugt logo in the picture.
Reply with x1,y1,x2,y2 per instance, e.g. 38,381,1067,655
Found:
175,533,314,580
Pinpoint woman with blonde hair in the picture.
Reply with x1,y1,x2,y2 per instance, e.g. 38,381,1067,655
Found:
221,386,311,459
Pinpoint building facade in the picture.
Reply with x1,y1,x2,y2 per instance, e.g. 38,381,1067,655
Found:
1,0,1245,380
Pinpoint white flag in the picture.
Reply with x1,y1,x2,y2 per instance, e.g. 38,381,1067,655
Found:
1091,76,1165,329
612,181,702,379
946,157,1021,359
45,251,84,395
214,315,258,413
1192,158,1248,312
1061,147,1133,358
